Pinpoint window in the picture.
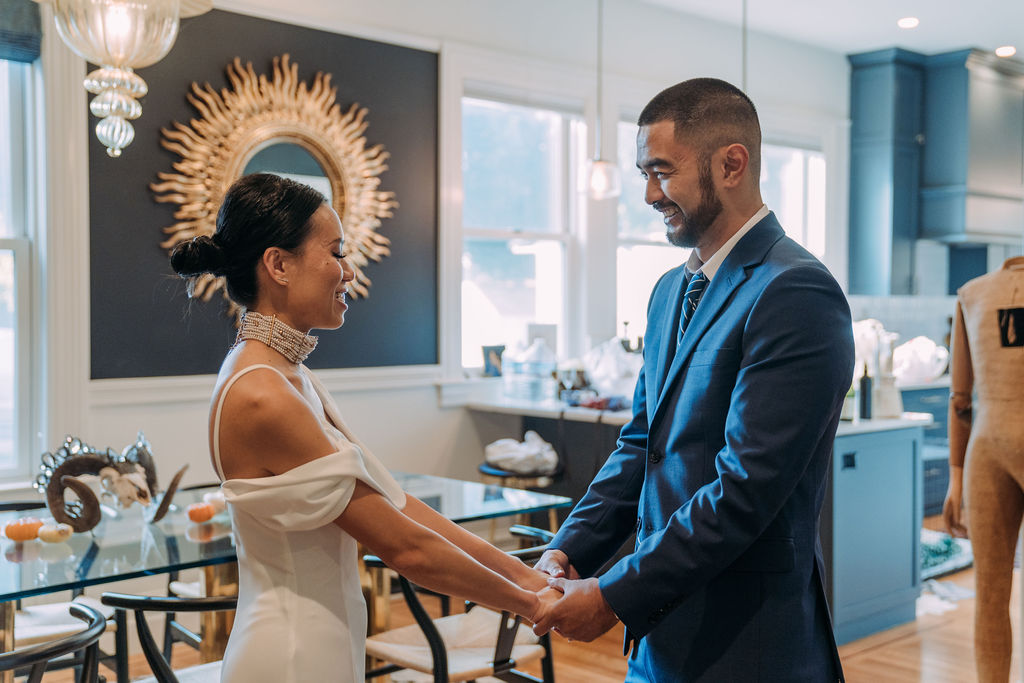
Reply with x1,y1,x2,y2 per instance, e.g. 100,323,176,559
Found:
615,120,687,342
0,59,33,478
760,143,826,258
614,123,829,340
460,96,585,367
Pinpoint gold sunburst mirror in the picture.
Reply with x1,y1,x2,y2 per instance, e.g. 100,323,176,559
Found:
152,54,397,315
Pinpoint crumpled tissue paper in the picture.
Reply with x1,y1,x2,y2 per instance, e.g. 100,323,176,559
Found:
484,430,558,475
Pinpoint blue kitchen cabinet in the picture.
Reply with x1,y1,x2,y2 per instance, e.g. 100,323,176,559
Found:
848,49,926,295
848,47,1024,294
823,427,923,644
901,386,950,515
900,387,949,443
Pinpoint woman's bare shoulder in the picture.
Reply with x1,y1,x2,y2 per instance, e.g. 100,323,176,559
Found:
215,357,336,476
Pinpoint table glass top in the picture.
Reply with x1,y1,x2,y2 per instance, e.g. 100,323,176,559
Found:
0,473,571,601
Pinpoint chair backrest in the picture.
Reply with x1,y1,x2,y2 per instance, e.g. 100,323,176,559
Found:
365,524,556,682
0,501,47,512
0,602,106,683
101,592,237,683
381,573,532,680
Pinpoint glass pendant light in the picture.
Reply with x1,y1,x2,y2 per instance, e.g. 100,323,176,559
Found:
587,0,620,199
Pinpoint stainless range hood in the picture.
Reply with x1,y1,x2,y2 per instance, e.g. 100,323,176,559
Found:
920,49,1024,245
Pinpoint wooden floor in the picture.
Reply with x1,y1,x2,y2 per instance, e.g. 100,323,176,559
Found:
38,522,1010,682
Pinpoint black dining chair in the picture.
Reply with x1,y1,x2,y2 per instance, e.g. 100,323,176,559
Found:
0,500,129,683
0,602,106,683
101,592,237,683
364,525,556,683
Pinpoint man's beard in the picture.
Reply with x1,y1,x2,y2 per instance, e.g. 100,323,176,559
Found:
665,156,723,248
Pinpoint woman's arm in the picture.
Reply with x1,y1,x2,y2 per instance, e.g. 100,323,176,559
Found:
400,495,549,591
218,370,553,618
336,482,554,622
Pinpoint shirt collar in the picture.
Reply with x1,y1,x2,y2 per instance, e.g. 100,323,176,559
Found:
684,204,769,281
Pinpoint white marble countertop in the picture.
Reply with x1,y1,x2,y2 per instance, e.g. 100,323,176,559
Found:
835,412,933,436
467,397,934,435
467,397,633,425
896,375,950,391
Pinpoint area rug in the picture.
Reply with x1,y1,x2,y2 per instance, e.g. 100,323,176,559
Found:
921,528,973,580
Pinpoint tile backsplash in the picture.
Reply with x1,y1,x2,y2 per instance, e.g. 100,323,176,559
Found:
847,295,957,348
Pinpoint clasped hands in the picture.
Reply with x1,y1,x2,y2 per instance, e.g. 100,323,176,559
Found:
522,549,618,642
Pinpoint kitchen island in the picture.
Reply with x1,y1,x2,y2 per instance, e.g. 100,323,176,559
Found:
467,398,930,644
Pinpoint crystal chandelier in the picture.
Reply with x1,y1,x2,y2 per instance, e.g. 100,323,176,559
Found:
40,0,211,157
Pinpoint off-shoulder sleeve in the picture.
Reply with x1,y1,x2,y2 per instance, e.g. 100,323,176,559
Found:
221,442,406,532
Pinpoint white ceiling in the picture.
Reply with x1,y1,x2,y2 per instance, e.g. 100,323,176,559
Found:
641,0,1024,56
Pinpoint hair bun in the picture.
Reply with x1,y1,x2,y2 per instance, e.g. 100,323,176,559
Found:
170,235,227,277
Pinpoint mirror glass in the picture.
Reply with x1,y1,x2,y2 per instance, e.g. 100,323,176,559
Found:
243,142,333,203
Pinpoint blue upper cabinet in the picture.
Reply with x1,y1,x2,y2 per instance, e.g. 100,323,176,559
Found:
848,49,927,295
921,50,1024,244
849,48,1024,295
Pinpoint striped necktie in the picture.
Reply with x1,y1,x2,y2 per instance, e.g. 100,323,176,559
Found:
678,270,708,346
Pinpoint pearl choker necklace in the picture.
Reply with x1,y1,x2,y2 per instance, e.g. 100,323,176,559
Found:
234,311,318,364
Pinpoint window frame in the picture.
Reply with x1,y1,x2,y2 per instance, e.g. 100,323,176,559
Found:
0,237,33,480
760,139,828,257
461,96,583,244
459,95,586,368
756,107,850,289
439,45,593,377
0,59,36,481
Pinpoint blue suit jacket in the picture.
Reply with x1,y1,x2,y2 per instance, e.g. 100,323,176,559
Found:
550,213,853,682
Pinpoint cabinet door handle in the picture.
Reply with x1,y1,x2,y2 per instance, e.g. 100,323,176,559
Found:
841,452,857,470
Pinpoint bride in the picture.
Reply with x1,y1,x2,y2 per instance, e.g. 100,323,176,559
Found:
171,173,556,682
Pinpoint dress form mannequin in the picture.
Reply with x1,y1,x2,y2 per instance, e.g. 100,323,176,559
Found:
943,255,1024,682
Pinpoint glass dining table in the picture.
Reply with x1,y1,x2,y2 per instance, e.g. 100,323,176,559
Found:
0,472,571,681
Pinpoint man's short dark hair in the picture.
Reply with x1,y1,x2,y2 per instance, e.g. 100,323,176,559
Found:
638,78,761,177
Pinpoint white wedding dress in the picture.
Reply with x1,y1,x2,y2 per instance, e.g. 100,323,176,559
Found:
211,364,406,682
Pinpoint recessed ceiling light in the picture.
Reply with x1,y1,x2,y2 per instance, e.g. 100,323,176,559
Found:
995,46,1017,58
897,17,920,29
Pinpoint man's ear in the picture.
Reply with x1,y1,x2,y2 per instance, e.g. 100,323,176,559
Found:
720,143,750,187
261,247,291,286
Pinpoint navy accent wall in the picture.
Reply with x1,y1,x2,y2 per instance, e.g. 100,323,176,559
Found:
948,245,988,295
89,9,438,379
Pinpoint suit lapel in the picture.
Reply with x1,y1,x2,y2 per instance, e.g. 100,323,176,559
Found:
649,214,786,434
652,266,689,398
653,267,743,410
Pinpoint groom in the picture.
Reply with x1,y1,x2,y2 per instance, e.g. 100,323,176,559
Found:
531,78,853,682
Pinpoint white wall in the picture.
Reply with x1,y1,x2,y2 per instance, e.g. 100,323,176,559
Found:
86,379,514,485
222,0,848,118
23,0,850,494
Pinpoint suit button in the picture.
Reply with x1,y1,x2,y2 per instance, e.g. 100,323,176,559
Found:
645,523,654,532
648,450,662,463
